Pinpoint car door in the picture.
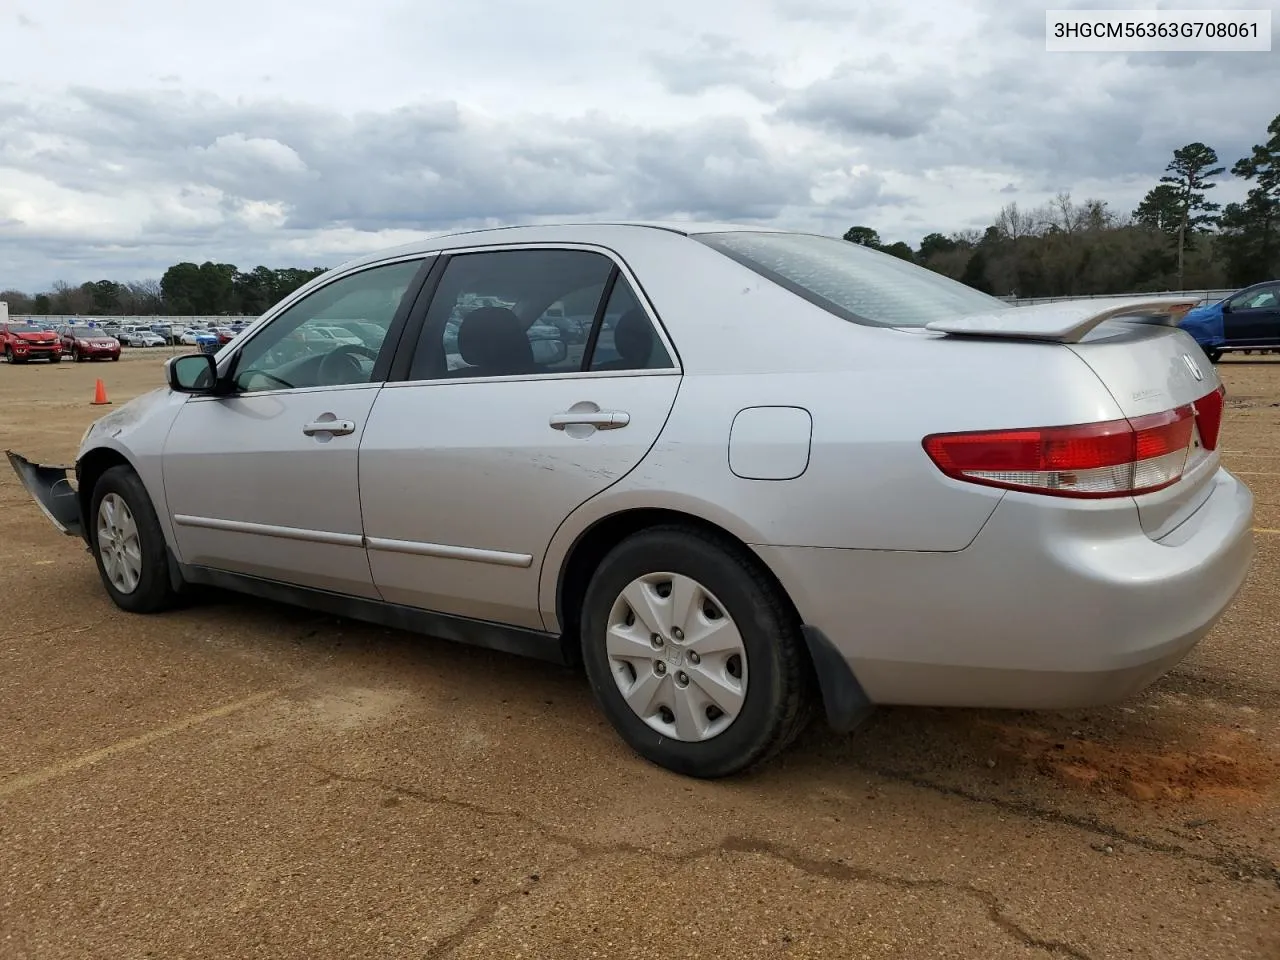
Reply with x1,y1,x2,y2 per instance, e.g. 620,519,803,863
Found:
358,247,681,629
1223,283,1280,346
162,256,431,597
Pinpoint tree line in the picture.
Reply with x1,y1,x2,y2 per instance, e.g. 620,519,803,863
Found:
844,111,1279,297
3,112,1277,313
1,262,326,317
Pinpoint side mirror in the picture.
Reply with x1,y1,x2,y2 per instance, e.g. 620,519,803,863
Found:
167,353,219,394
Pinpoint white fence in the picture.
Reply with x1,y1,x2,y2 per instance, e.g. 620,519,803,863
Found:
1000,289,1232,307
7,315,258,325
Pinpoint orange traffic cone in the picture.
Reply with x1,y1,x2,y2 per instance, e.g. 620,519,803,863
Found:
91,379,110,405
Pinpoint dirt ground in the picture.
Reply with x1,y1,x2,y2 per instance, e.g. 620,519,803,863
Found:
1,347,1277,959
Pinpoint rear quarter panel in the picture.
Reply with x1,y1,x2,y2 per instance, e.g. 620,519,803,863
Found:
538,327,1127,628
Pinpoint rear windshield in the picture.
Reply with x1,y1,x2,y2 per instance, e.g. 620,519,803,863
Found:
694,231,1009,328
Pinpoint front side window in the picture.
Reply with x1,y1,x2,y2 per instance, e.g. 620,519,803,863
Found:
410,249,614,381
1232,286,1279,310
230,259,422,394
694,231,1009,329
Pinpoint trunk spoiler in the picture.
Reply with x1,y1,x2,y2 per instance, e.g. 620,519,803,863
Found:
5,451,83,538
925,297,1200,344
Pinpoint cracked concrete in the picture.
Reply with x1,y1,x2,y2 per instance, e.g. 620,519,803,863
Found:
1,350,1278,959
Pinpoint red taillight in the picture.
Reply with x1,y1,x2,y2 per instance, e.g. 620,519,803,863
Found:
1192,384,1225,451
923,404,1199,498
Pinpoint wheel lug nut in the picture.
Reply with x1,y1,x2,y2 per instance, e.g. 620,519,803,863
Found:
688,651,700,665
676,671,689,687
651,634,664,648
672,627,684,641
655,661,666,675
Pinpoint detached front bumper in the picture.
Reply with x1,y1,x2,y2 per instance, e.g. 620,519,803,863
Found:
5,452,82,538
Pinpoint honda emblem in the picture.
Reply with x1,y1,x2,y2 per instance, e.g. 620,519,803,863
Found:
1182,354,1204,382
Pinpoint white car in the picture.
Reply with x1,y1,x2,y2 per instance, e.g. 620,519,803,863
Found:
314,326,366,347
6,222,1255,778
121,329,164,347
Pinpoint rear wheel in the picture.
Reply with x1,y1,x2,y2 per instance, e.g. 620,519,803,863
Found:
580,525,814,778
89,466,180,613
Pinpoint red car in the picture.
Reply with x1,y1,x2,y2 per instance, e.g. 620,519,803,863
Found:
1,322,62,363
59,324,121,362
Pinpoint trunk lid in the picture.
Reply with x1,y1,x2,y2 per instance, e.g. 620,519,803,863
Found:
926,299,1224,540
1067,319,1223,539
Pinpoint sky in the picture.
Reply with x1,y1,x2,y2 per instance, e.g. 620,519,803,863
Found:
0,0,1277,291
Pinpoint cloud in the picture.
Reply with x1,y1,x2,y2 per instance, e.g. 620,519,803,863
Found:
774,62,954,139
1,87,884,287
649,34,782,102
0,0,1276,290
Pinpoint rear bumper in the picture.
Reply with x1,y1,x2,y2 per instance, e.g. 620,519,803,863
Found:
5,452,83,538
756,467,1254,710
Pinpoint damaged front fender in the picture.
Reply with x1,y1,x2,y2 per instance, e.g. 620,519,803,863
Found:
5,451,83,539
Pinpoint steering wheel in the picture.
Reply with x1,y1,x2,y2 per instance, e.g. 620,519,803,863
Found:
318,343,379,385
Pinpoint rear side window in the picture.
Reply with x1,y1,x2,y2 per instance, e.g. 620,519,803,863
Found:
588,277,674,373
694,231,1009,329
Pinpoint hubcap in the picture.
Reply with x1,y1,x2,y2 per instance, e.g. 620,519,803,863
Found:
605,572,748,742
97,493,142,594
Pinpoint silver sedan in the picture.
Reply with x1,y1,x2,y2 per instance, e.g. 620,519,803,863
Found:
8,222,1255,777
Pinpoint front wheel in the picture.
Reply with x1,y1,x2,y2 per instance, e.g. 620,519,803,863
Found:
89,466,181,613
49,355,62,364
580,525,814,778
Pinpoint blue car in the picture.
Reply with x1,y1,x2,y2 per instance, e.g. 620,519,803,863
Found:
1179,280,1280,362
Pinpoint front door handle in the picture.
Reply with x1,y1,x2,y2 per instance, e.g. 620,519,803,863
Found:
549,410,630,431
302,417,356,437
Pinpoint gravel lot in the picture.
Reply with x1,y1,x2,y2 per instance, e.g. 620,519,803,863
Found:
1,347,1277,959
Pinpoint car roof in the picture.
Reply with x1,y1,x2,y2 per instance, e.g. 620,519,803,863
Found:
331,220,790,273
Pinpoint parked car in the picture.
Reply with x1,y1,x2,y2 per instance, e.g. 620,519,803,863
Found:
6,223,1254,779
1,322,62,363
1178,280,1280,362
120,327,165,348
179,328,220,349
60,324,121,362
151,323,179,345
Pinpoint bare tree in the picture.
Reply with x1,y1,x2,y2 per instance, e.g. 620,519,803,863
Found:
995,202,1038,241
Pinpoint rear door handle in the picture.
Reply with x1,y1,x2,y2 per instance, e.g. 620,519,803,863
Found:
549,411,630,430
302,418,356,437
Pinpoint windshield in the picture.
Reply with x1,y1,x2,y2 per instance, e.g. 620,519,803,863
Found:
70,326,100,337
694,231,1009,328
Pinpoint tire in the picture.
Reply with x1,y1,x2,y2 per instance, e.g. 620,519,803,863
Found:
74,348,85,362
89,465,180,614
111,354,120,361
579,525,815,778
50,355,62,364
